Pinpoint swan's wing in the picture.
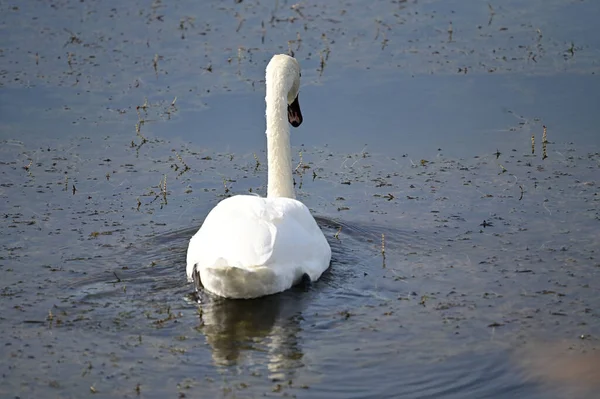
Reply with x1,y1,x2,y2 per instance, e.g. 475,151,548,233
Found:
186,195,280,280
186,195,331,297
267,198,332,281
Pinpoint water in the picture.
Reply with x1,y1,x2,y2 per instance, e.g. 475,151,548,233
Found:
1,1,599,398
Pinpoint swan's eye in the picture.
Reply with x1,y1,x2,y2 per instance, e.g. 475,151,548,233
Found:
299,72,302,78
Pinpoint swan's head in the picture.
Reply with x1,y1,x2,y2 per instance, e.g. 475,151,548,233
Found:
266,54,302,127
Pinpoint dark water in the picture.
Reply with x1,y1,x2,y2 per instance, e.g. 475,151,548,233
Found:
1,1,599,398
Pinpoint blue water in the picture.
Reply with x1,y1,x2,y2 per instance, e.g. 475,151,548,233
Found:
1,0,599,398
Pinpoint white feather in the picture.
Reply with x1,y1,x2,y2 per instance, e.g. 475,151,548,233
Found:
186,54,331,299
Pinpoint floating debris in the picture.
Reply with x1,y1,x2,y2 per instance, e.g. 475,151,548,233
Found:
334,226,342,240
542,125,548,160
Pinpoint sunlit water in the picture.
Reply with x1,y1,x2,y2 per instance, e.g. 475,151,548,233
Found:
1,0,599,398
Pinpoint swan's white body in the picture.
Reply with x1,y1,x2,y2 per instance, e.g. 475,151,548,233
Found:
186,54,331,299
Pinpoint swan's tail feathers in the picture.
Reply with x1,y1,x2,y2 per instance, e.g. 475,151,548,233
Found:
200,265,280,299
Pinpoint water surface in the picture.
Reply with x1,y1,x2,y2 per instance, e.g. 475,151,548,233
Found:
1,1,599,398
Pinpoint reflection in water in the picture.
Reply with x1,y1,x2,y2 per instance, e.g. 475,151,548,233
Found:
197,289,308,380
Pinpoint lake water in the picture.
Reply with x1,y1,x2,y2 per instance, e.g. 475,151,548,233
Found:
1,0,599,398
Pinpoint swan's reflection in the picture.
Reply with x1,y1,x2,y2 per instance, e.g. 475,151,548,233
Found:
197,287,309,380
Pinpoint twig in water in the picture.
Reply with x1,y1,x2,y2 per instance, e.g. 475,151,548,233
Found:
291,3,304,18
135,120,149,144
294,150,305,173
519,185,524,200
542,143,548,160
160,175,168,205
136,98,149,117
542,125,548,160
222,178,229,194
295,32,302,51
488,3,495,26
321,34,331,61
566,42,576,57
235,13,245,32
237,46,246,75
175,152,190,175
381,30,388,50
254,153,261,168
317,34,331,76
542,201,552,215
318,51,326,76
542,125,548,143
381,233,386,268
153,54,161,76
334,226,342,240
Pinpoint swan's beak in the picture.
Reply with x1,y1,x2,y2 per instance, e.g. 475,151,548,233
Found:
287,95,303,127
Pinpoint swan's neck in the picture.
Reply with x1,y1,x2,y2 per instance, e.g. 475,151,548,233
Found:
266,72,295,199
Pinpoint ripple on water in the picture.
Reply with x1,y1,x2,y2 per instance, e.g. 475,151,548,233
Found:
311,349,542,399
63,216,545,398
3,133,599,398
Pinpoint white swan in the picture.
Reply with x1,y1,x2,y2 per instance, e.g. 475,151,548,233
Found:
186,54,332,299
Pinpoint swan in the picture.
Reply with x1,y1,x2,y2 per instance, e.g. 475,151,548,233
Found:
186,54,332,299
